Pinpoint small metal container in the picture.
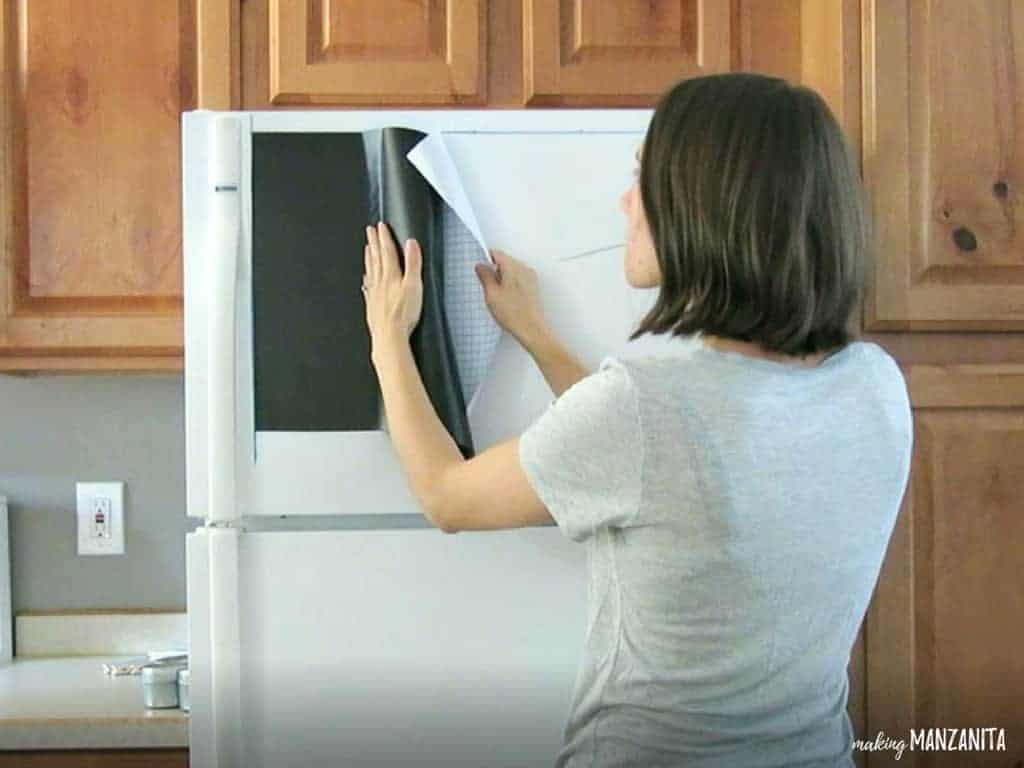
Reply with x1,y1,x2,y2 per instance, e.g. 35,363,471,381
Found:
141,661,182,709
177,668,190,712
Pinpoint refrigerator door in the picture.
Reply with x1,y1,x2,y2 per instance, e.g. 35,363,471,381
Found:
188,525,586,768
183,110,656,521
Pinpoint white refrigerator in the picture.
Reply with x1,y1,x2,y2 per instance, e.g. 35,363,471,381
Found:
183,109,657,768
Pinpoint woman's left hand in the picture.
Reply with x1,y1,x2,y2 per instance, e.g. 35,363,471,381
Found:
363,221,423,357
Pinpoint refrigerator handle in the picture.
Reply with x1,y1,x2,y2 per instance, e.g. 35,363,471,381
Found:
208,117,241,525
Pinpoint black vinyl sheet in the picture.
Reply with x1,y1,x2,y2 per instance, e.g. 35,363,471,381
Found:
251,130,473,457
376,128,472,458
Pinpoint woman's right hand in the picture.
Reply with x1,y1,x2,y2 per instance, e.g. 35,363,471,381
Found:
475,250,548,348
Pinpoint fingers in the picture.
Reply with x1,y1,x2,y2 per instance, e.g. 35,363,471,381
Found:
364,227,381,287
376,221,400,281
475,262,498,290
403,238,422,285
489,249,538,285
474,263,492,297
490,250,513,284
365,222,398,283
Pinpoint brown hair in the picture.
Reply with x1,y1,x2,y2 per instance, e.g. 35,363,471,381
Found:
631,72,870,357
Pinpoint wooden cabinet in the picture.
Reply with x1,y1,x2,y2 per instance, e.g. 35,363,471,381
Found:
863,0,1024,330
0,0,846,370
865,366,1024,766
267,0,485,105
859,0,1024,763
240,0,836,110
0,0,196,371
0,0,856,366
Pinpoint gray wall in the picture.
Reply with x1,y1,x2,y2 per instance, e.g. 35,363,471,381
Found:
0,373,198,612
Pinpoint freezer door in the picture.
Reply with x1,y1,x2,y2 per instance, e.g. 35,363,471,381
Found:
188,525,587,768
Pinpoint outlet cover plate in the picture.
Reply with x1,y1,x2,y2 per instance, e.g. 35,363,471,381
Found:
76,482,125,556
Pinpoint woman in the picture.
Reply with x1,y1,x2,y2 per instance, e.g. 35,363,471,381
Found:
361,73,912,768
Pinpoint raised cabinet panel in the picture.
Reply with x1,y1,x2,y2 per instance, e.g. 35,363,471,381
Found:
0,0,194,370
268,0,485,105
522,0,730,105
864,0,1024,329
321,0,443,56
866,366,1024,765
23,3,184,304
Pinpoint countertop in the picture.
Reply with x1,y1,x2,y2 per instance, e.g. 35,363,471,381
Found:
0,656,188,750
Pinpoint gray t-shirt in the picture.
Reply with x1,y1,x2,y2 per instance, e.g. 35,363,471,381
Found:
519,336,912,768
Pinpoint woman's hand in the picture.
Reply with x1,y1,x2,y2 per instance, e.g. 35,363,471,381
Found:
475,249,548,348
363,221,423,359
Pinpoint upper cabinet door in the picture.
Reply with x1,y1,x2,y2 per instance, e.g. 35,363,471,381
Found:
522,0,731,106
268,0,485,105
0,0,194,371
864,0,1024,330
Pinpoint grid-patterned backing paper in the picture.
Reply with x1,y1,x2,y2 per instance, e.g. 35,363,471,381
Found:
363,128,501,417
441,203,501,409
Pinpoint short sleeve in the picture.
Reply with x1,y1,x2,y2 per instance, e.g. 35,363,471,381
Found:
518,357,644,542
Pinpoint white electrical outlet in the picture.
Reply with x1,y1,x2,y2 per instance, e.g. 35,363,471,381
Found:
76,482,125,556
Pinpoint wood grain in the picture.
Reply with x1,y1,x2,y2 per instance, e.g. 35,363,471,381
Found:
0,0,195,368
22,1,186,304
198,0,239,108
735,0,803,81
868,370,1024,765
244,0,834,110
863,0,1024,330
523,0,730,106
317,0,442,59
486,0,524,106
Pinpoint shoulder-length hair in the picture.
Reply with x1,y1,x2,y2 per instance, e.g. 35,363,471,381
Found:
631,72,870,356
